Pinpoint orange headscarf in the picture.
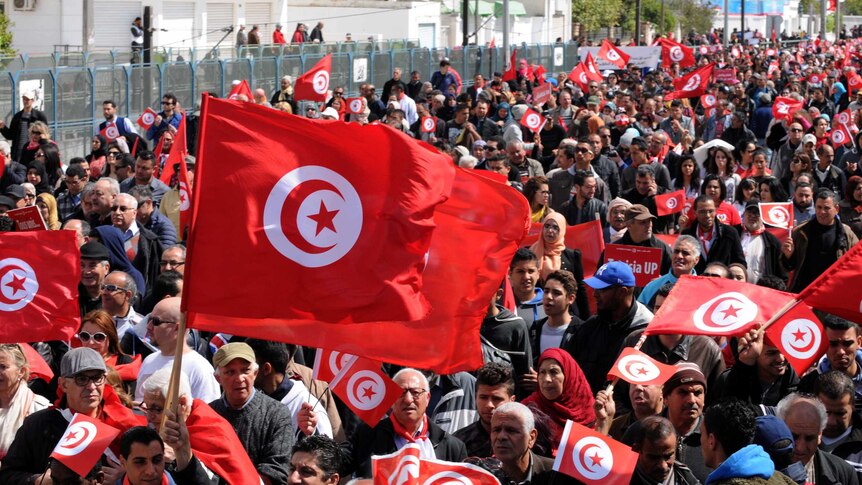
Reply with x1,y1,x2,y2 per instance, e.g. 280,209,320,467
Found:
530,212,567,280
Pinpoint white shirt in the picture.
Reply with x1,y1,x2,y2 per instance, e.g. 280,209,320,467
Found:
135,350,221,402
279,380,333,438
113,306,142,341
540,323,569,355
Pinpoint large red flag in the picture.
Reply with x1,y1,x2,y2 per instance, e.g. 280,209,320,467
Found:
797,243,862,322
598,39,629,69
658,38,695,68
0,231,80,343
227,79,253,100
644,276,797,337
158,114,187,185
50,414,121,478
565,219,605,277
184,96,451,324
607,347,677,386
312,348,357,382
553,419,638,485
764,304,827,376
294,54,333,102
568,64,591,92
330,356,401,427
372,444,500,485
185,399,261,484
502,49,518,82
583,52,603,82
665,63,714,100
772,97,804,122
186,98,528,373
759,202,793,230
655,190,685,216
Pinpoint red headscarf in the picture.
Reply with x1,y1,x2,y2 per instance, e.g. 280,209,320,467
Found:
522,349,596,430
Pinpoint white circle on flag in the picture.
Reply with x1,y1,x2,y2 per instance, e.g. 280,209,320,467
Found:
263,166,363,268
422,117,435,132
328,351,354,376
53,421,98,456
780,319,822,360
524,112,542,130
141,112,155,125
704,94,716,107
683,74,701,92
693,292,758,333
832,130,847,145
422,472,473,485
767,206,790,226
571,436,613,480
105,125,119,139
313,70,330,95
700,46,708,55
349,99,363,113
607,49,620,61
178,181,190,211
617,354,661,383
579,72,588,84
0,258,38,312
838,112,851,125
345,370,386,411
811,75,821,84
387,452,420,485
670,46,684,62
666,197,678,210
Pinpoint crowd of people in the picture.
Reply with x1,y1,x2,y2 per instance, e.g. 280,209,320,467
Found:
1,27,862,485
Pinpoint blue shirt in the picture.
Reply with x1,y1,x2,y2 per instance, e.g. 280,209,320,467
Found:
638,269,696,307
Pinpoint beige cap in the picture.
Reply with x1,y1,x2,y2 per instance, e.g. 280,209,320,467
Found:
212,342,256,368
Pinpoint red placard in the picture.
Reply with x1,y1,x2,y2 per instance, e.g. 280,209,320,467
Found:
533,82,553,105
6,206,47,231
714,68,737,83
604,245,663,287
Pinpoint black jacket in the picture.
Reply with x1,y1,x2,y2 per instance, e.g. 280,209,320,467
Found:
712,359,799,407
560,249,591,320
343,417,467,477
132,226,165,297
0,108,47,161
608,232,673,276
814,448,860,485
682,220,746,274
529,316,582,368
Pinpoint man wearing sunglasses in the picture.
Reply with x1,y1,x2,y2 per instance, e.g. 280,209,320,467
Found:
146,93,182,141
0,347,145,484
798,316,862,411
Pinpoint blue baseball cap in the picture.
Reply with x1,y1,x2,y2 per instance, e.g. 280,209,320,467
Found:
584,261,636,289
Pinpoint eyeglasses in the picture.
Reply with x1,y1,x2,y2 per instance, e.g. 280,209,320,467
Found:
150,316,177,327
35,152,45,158
334,91,344,96
483,146,497,151
107,152,121,158
790,128,804,133
100,284,129,293
400,387,427,400
71,373,106,387
576,147,591,154
110,205,132,213
24,193,35,199
77,331,108,343
159,260,185,268
162,101,174,105
142,403,164,415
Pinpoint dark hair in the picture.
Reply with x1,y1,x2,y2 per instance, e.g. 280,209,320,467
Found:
701,173,728,202
631,416,677,450
847,176,862,207
815,188,838,206
162,93,178,105
246,339,296,374
65,164,87,180
734,177,758,205
669,99,683,108
136,150,156,163
523,176,550,208
120,426,163,458
69,156,87,166
475,362,515,395
755,275,787,291
544,270,577,296
674,155,701,192
103,100,117,108
794,182,813,193
510,247,539,269
706,147,736,177
816,370,856,402
290,435,344,480
151,270,183,301
117,153,136,169
573,170,595,187
703,400,756,455
823,314,859,333
559,144,576,160
656,281,675,299
40,144,63,185
693,193,715,211
760,176,789,202
630,137,648,152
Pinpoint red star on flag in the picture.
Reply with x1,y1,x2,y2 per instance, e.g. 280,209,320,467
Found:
792,328,808,342
361,385,377,400
308,201,339,236
589,452,604,467
722,304,740,319
6,274,26,295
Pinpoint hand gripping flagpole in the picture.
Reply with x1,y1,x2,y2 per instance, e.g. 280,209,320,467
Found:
159,311,187,434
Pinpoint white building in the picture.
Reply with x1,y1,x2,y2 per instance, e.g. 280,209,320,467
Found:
2,0,570,54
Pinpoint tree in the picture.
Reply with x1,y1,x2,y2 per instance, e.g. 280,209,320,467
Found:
677,0,715,37
571,0,624,36
618,0,676,36
0,11,14,56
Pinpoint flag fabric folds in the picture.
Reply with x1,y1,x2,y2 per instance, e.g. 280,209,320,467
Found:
294,54,333,102
553,419,637,485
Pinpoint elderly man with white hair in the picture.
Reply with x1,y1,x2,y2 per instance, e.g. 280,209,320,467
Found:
342,367,467,477
111,191,164,294
776,392,859,485
271,75,296,112
141,367,262,484
491,402,578,484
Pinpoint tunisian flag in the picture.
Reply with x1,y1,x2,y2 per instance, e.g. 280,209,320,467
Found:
759,202,793,230
186,98,528,373
520,107,546,134
184,96,452,324
608,347,677,386
764,304,827,376
176,151,193,238
665,63,714,100
598,39,629,69
553,420,638,485
330,356,401,427
51,414,120,478
502,49,518,82
568,64,591,92
312,348,357,382
0,231,80,343
655,190,685,216
772,97,804,122
158,113,187,185
644,276,797,337
373,444,500,485
798,243,862,322
294,54,332,102
136,107,158,130
186,399,261,484
831,124,854,148
658,38,695,68
227,79,253,101
583,52,603,81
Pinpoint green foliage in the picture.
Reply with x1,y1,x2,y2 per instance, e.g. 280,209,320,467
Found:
846,0,862,15
572,0,624,34
0,11,14,56
618,0,676,36
677,0,715,36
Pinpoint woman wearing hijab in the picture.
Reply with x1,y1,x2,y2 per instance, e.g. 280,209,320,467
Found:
492,102,514,128
86,134,107,180
25,161,52,195
522,348,596,452
832,81,849,112
35,193,60,230
528,212,591,319
92,226,147,299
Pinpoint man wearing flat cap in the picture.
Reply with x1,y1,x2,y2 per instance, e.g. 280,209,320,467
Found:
661,362,712,483
609,204,672,276
210,342,295,484
0,348,145,483
79,240,111,316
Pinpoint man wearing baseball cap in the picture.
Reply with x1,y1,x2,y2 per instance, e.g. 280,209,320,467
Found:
563,261,653,393
0,89,47,162
0,348,145,483
210,342,295,484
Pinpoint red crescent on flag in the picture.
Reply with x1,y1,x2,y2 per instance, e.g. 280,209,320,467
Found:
787,328,817,353
281,179,343,255
0,264,28,307
579,443,601,470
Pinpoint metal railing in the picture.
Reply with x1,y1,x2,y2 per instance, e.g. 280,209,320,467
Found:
1,41,580,160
